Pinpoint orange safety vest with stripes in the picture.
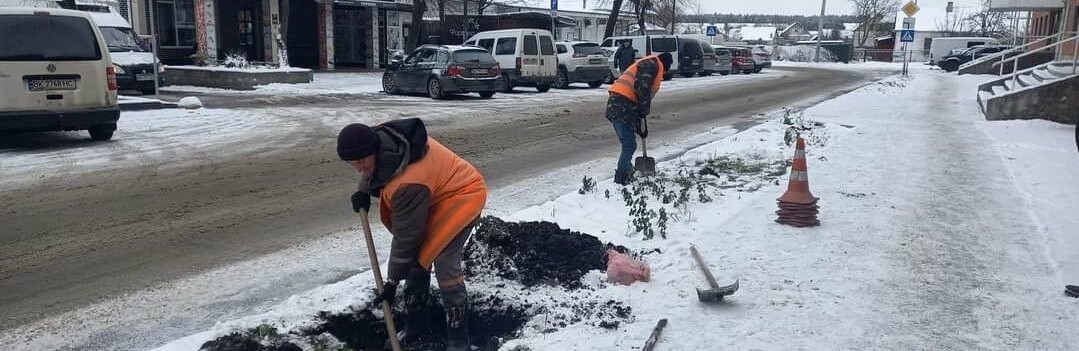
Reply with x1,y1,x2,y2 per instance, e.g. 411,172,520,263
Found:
608,55,665,103
378,137,488,269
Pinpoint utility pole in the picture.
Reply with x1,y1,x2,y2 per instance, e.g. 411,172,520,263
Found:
815,0,826,62
149,0,159,99
671,0,677,35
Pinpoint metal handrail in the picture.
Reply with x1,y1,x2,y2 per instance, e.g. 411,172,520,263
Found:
995,31,1079,75
1009,34,1079,88
957,34,1057,74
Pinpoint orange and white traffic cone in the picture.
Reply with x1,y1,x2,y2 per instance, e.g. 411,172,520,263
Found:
776,137,820,227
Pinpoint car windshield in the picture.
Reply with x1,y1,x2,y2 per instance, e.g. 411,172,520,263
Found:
572,43,604,55
453,50,497,64
100,26,146,52
651,38,677,52
0,14,102,61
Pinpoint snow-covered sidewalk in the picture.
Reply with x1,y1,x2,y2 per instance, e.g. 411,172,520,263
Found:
136,65,1079,350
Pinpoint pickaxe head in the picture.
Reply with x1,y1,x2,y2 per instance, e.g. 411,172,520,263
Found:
696,279,739,302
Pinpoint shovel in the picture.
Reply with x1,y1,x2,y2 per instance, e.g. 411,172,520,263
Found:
634,118,656,175
355,181,403,351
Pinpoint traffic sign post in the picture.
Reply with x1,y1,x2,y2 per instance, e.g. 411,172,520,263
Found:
550,0,557,39
706,25,718,37
901,1,920,18
900,29,915,42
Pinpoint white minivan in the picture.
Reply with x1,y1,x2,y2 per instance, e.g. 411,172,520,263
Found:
464,29,558,93
928,37,997,65
0,7,120,140
600,35,679,80
79,1,165,95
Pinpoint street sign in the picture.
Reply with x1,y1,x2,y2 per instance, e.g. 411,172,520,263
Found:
900,29,915,42
706,25,718,37
902,17,916,30
901,1,920,17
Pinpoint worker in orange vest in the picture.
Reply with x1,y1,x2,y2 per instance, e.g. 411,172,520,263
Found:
606,52,673,185
337,118,487,350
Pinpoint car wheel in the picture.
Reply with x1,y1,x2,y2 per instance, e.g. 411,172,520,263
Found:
680,72,694,78
743,70,752,74
140,88,157,95
943,61,959,72
88,124,115,141
604,73,615,84
535,84,551,93
427,78,445,100
753,68,763,73
588,81,603,88
500,73,514,93
479,91,495,98
554,69,570,89
700,71,713,77
663,74,672,81
382,73,399,94
719,71,729,76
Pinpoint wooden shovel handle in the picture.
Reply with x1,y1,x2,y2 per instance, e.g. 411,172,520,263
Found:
359,210,403,351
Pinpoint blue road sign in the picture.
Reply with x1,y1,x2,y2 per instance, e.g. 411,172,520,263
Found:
706,25,718,37
551,0,557,11
900,29,915,42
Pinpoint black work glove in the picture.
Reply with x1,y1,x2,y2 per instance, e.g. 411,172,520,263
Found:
372,281,398,306
635,116,649,139
351,190,371,213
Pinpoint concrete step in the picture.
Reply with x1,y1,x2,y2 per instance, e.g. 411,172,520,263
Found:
1032,68,1056,82
1017,73,1040,87
992,84,1009,95
1047,63,1077,77
977,90,994,113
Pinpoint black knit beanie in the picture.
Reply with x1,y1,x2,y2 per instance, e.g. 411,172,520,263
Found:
337,123,379,161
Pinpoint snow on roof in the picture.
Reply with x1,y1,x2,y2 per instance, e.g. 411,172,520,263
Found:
893,0,982,32
740,26,777,42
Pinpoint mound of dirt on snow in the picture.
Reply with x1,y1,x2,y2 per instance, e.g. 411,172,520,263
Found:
465,216,609,289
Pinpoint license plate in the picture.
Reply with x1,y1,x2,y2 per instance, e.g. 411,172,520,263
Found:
136,73,155,81
589,59,604,64
470,69,489,75
28,79,76,92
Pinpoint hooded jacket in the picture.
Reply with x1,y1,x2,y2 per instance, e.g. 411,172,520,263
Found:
368,118,487,282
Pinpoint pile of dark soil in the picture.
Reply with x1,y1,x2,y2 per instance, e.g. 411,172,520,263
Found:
303,290,529,351
465,216,609,289
199,325,301,351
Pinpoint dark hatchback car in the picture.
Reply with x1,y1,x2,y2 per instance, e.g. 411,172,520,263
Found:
938,45,1010,72
382,45,502,99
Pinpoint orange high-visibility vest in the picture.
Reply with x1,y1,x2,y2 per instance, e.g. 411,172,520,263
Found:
378,137,488,269
608,55,665,103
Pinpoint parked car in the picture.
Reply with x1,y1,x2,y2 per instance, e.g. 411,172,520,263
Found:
749,46,772,73
676,37,705,77
711,45,732,75
730,47,755,74
554,41,608,88
928,37,998,65
464,29,557,92
80,1,164,95
0,7,120,140
382,45,501,99
698,40,717,76
937,45,1010,72
601,35,679,80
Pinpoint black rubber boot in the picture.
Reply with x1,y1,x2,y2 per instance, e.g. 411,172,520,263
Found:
1067,285,1078,298
399,268,432,345
614,170,629,185
445,305,470,351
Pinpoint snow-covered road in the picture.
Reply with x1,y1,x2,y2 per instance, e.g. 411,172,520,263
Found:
0,66,888,350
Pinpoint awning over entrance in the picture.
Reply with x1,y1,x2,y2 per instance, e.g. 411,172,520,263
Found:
334,0,413,10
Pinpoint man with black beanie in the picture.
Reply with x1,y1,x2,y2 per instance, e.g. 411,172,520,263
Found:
338,118,488,350
606,52,673,185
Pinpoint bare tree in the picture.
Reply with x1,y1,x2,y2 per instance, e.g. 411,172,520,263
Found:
849,0,899,47
964,0,1012,37
650,0,697,34
406,0,428,52
603,0,625,39
935,7,969,35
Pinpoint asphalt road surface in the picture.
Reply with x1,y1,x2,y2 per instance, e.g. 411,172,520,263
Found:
0,66,887,348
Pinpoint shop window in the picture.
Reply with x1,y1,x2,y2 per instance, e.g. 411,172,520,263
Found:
239,10,254,46
155,0,195,47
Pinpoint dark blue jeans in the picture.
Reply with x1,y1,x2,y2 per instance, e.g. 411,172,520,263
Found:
611,117,637,178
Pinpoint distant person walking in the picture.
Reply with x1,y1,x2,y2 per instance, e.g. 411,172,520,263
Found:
605,53,672,185
614,41,637,73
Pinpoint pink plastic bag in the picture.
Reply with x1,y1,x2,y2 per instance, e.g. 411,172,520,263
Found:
606,250,651,285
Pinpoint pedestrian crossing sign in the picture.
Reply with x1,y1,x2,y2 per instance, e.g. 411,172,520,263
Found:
900,29,915,42
706,25,718,37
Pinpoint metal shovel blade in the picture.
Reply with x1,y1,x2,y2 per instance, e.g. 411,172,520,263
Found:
635,155,656,175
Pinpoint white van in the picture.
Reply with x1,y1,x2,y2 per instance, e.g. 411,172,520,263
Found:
464,29,557,93
0,7,120,140
78,1,164,94
600,35,679,80
928,37,997,65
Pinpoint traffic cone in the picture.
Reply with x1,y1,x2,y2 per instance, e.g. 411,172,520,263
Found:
776,136,820,227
